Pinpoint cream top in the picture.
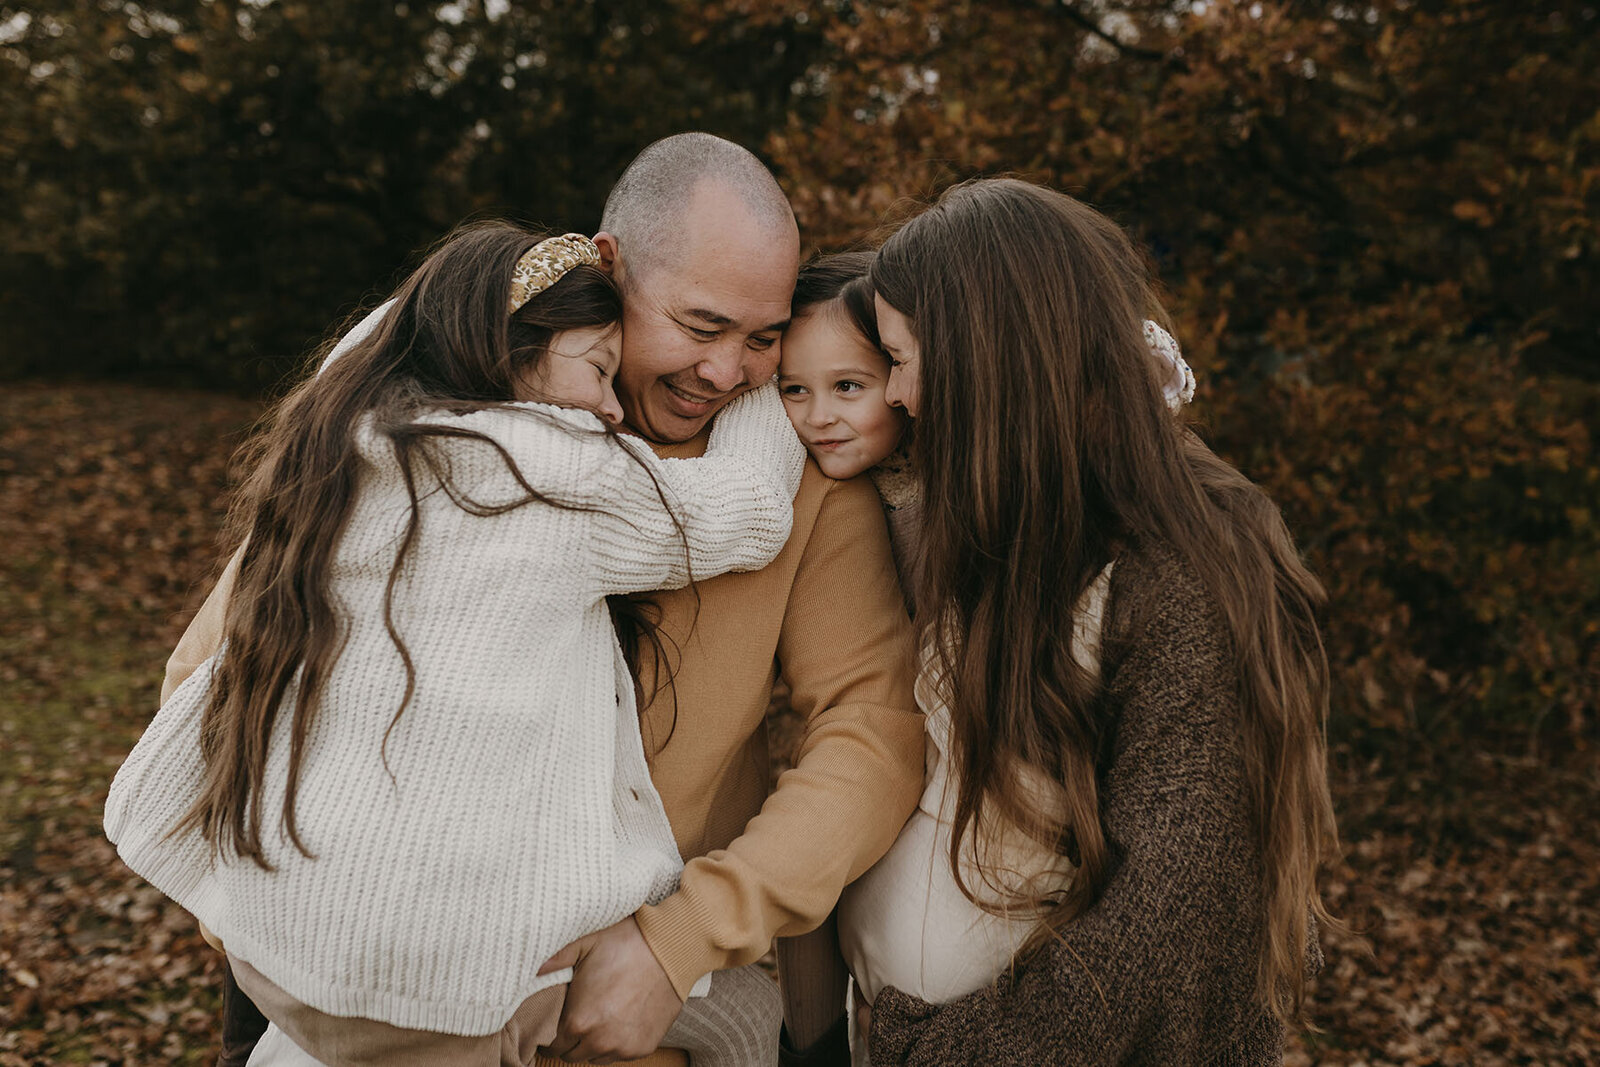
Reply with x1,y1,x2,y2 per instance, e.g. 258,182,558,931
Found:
838,564,1113,1006
106,386,803,1036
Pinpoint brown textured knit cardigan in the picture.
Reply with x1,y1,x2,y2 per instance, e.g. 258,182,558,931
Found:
869,540,1311,1067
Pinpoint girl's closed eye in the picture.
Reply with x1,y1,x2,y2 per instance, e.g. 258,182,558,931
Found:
519,327,624,424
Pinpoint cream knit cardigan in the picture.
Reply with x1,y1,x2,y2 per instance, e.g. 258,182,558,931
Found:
105,384,803,1036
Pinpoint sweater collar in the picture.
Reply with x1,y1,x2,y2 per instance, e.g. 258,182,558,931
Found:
637,425,712,461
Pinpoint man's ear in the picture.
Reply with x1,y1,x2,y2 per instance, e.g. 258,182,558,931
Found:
592,231,620,275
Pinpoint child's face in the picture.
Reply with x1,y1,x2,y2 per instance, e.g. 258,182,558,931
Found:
777,307,907,480
514,325,625,425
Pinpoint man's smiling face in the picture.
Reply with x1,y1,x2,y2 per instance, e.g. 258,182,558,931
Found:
609,180,800,443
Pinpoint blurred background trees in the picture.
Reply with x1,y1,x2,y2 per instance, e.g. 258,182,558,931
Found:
3,0,1596,756
0,0,818,386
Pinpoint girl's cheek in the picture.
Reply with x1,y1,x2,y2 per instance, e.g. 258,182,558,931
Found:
780,403,808,434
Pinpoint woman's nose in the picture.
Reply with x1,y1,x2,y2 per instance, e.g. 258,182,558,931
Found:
694,346,747,393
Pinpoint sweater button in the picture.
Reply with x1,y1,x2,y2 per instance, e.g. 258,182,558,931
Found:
631,788,640,801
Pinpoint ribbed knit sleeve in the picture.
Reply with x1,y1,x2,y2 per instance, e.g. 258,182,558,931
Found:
432,383,802,595
587,383,803,594
868,543,1284,1067
103,655,223,902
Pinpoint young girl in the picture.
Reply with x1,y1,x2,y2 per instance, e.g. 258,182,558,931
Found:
774,250,1200,1065
777,252,916,610
104,221,801,1066
846,178,1339,1067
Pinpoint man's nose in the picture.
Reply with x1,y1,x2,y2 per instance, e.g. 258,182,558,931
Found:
694,344,748,393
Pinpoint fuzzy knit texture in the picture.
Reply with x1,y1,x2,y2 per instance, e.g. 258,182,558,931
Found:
152,410,924,1067
231,959,782,1066
868,540,1298,1067
105,384,804,1037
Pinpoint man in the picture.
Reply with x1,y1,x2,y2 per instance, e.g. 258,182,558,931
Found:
163,133,924,1066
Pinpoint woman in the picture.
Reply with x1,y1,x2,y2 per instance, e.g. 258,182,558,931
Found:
836,178,1340,1065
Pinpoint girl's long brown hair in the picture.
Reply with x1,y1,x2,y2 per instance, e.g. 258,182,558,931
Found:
174,220,676,870
871,178,1339,1023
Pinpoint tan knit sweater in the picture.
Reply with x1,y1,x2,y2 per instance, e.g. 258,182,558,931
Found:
162,435,925,1067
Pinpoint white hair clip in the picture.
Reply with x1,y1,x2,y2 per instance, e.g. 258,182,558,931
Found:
1144,320,1195,411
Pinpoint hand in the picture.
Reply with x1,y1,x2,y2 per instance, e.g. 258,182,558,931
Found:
538,916,684,1064
853,981,873,1037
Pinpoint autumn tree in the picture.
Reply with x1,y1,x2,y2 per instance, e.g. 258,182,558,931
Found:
0,0,818,389
755,0,1600,750
3,0,1595,750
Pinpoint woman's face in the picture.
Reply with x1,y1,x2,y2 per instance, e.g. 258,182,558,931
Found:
874,295,922,418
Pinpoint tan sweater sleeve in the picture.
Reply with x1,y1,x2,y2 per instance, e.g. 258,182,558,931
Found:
635,475,926,998
159,547,243,705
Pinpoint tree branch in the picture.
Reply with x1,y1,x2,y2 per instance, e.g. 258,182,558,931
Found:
1052,2,1169,62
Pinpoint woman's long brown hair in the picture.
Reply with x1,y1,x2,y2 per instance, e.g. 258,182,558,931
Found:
173,220,678,870
871,178,1340,1023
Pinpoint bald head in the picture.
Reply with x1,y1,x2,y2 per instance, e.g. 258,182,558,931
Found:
594,133,800,443
600,132,796,285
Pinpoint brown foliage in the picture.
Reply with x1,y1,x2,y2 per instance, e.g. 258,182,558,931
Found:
3,1,1599,1061
0,385,258,1065
0,387,1594,1064
757,0,1600,751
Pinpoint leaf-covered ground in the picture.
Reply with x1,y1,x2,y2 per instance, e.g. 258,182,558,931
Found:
2,384,1596,1065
